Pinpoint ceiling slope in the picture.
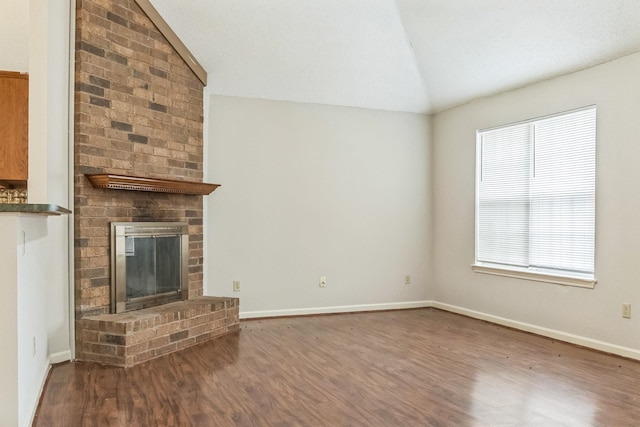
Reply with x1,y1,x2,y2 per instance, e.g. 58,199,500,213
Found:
150,0,429,112
150,0,640,114
397,0,640,112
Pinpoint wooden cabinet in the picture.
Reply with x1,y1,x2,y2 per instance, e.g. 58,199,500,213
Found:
0,71,28,183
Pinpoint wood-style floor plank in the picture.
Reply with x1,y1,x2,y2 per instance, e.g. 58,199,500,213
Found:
34,309,640,426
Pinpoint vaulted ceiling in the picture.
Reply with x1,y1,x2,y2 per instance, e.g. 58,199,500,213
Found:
149,0,640,114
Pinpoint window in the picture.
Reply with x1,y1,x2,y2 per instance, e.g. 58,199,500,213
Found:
474,106,596,287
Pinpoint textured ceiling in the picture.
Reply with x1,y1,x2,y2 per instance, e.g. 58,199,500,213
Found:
149,0,640,113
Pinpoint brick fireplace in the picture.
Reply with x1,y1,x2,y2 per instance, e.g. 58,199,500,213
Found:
73,0,238,366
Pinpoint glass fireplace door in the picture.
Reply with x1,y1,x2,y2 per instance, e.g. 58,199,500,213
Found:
125,235,181,299
111,222,189,313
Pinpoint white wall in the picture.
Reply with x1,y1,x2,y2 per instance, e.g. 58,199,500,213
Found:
0,217,20,426
432,52,640,356
0,0,72,425
0,0,29,72
206,96,432,316
34,0,72,361
27,0,72,361
0,215,57,427
17,216,52,426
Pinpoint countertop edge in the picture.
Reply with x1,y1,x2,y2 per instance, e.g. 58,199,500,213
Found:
0,204,72,215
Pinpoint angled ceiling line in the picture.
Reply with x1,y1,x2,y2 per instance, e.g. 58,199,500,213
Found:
391,0,432,114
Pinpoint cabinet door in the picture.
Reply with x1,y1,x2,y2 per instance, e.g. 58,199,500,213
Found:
0,71,29,182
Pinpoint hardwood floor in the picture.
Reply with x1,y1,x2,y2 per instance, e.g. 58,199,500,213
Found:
34,308,640,426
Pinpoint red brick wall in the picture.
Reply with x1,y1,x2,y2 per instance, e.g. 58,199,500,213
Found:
74,0,205,319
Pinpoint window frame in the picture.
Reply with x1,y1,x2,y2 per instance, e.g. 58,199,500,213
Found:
472,106,597,289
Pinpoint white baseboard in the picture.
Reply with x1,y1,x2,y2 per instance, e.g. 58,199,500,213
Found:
25,363,51,427
49,350,72,364
240,300,433,319
241,300,640,361
26,351,71,427
432,301,640,361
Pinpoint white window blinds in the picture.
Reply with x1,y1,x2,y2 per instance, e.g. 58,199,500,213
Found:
476,106,596,278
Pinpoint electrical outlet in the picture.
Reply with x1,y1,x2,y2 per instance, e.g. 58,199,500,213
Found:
622,303,631,319
404,274,411,285
319,276,327,288
233,280,240,292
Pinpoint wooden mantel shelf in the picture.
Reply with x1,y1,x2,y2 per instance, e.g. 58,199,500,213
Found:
85,174,219,195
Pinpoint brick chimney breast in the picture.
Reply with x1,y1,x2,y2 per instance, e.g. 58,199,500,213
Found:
74,0,205,323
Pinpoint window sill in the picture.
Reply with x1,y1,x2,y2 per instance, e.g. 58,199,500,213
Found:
471,264,597,289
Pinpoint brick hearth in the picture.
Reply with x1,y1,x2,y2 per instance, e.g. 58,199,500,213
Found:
76,297,239,367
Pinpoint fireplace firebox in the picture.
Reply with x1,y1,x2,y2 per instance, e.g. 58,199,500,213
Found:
110,222,189,313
